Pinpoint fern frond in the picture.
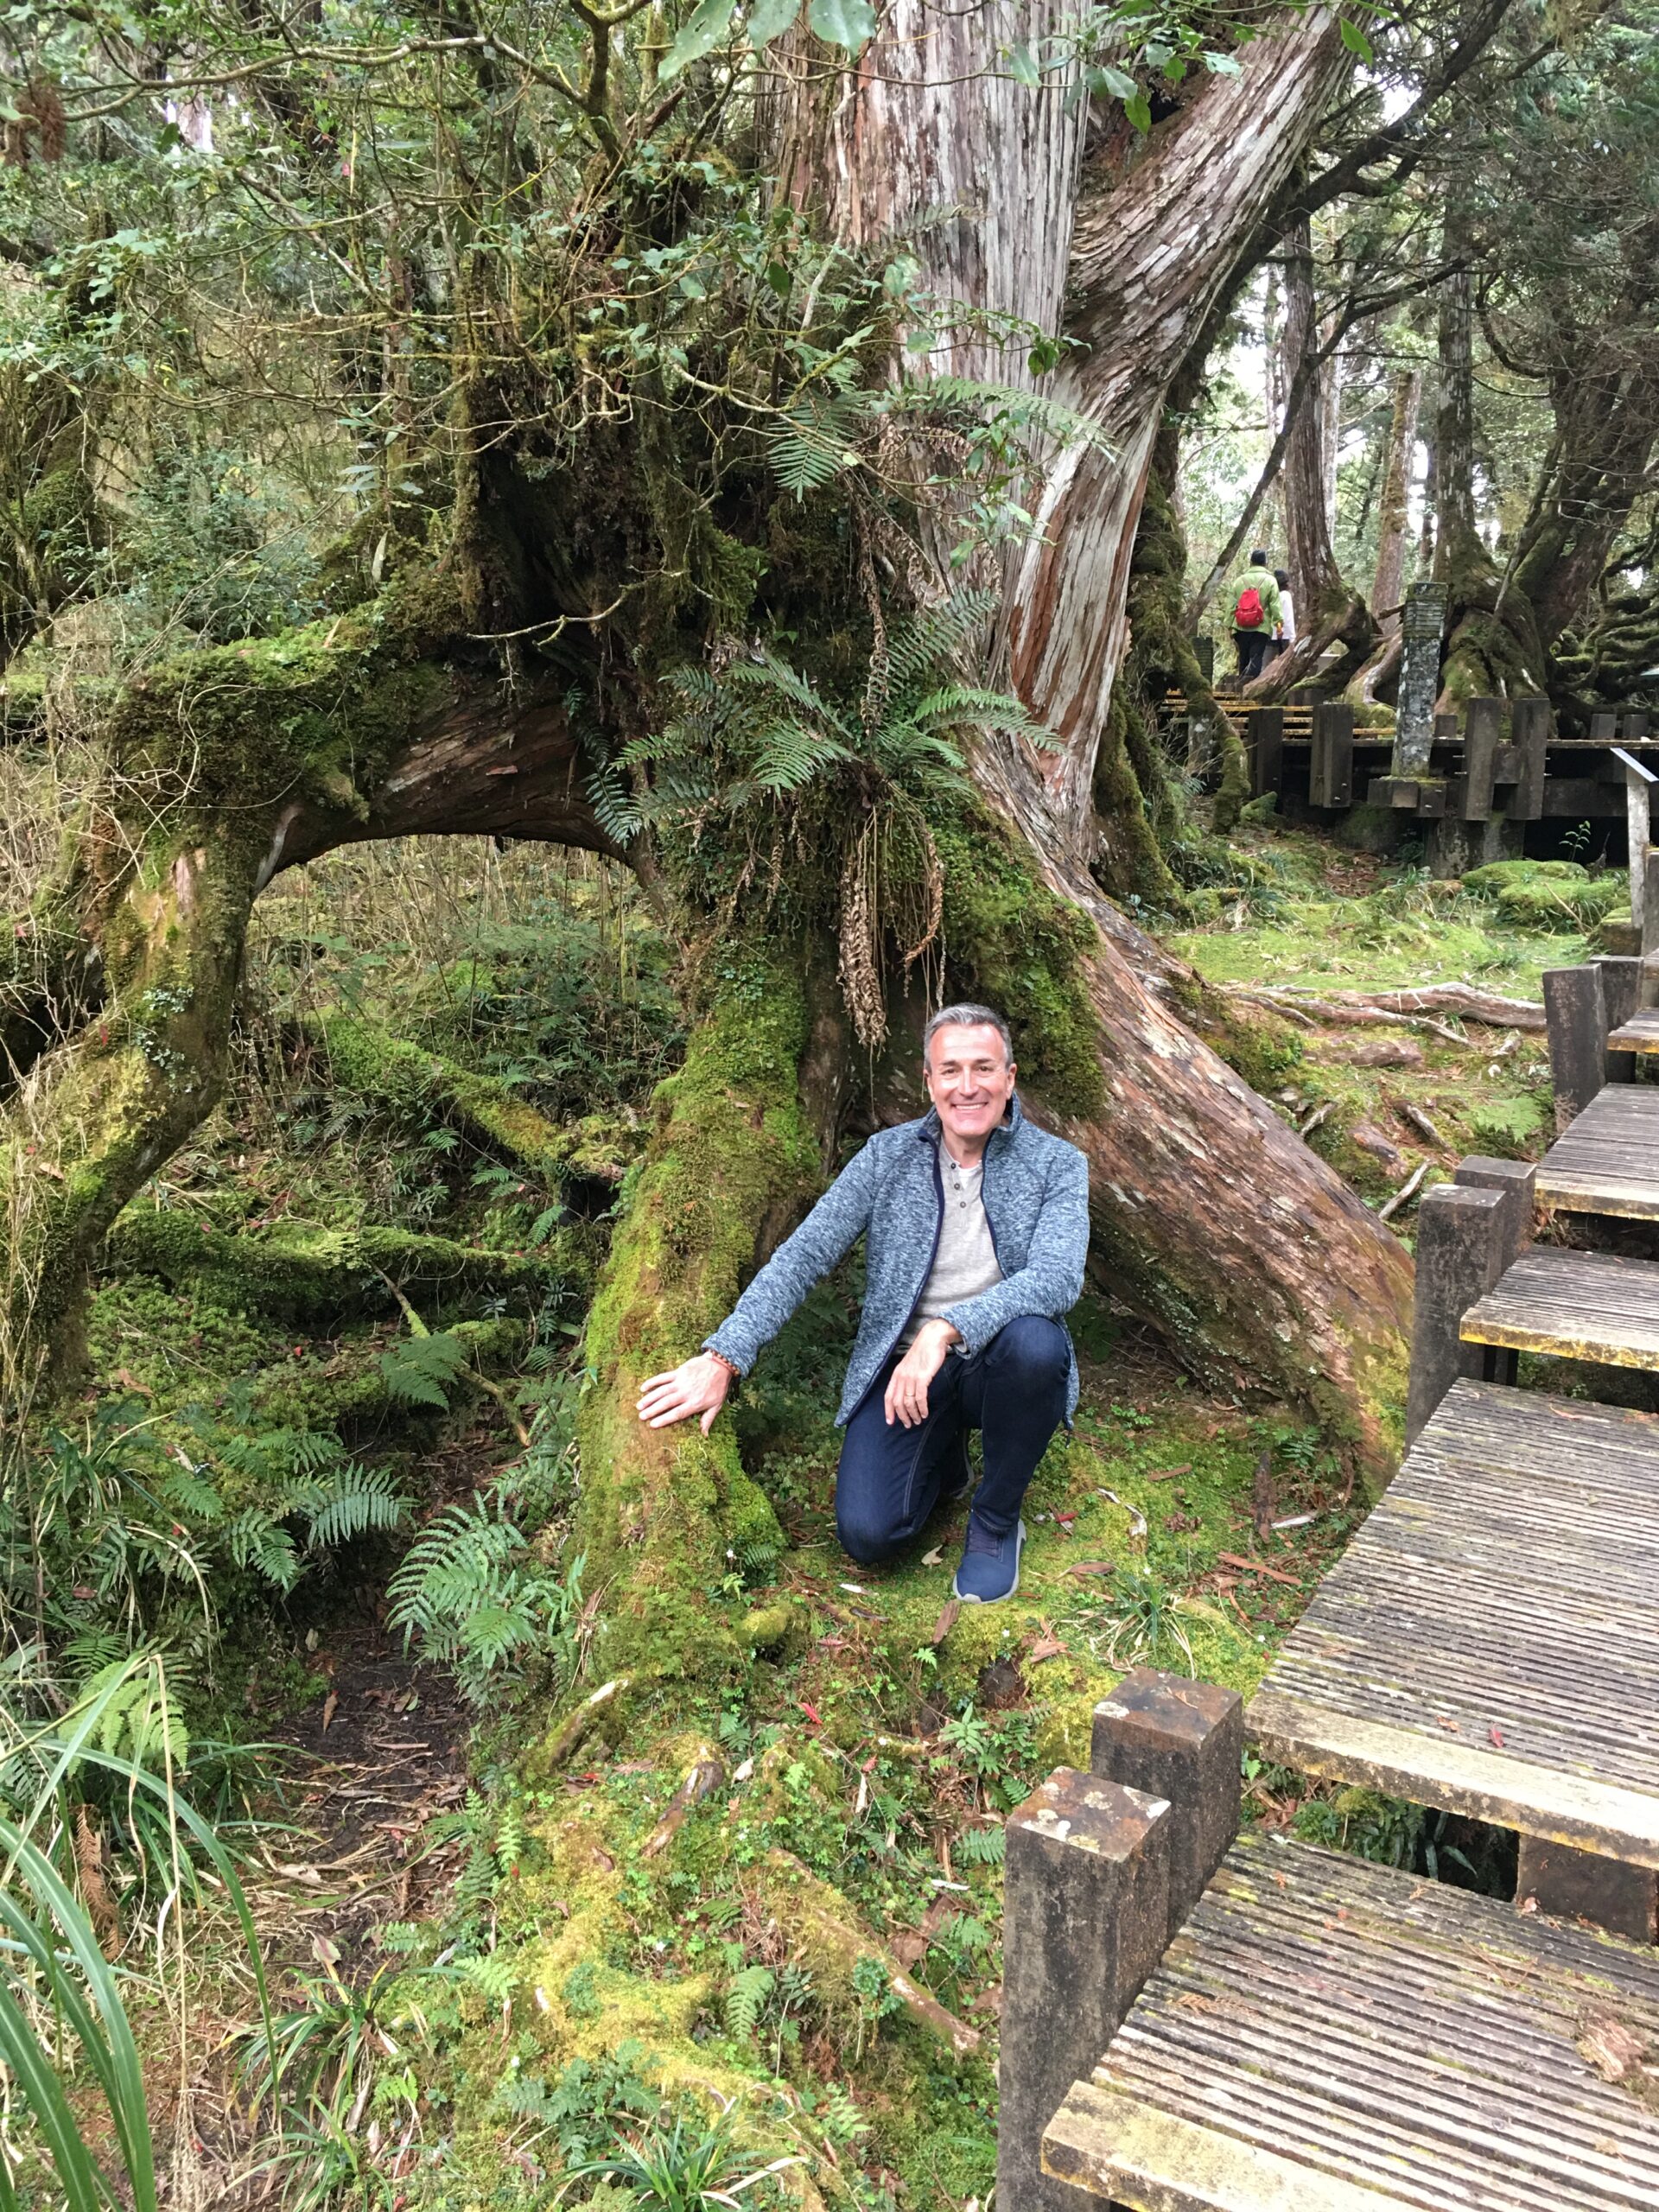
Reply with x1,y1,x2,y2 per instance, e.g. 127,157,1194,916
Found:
725,1963,774,2041
725,650,841,724
228,1512,302,1592
884,588,1000,692
954,1823,1006,1866
378,1331,469,1410
750,719,853,794
585,764,643,844
296,1464,408,1549
158,1466,222,1522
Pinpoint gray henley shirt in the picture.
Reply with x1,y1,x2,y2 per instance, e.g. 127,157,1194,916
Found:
899,1140,1002,1349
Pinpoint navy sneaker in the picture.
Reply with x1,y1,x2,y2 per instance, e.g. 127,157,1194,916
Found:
952,1517,1026,1605
940,1433,975,1507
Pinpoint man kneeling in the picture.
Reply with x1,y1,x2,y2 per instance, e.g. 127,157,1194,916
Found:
636,1005,1089,1605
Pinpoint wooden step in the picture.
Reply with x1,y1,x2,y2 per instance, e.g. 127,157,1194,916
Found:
1609,1007,1659,1055
1043,1832,1659,2209
1462,1246,1659,1371
1247,1378,1659,1866
1537,1082,1659,1221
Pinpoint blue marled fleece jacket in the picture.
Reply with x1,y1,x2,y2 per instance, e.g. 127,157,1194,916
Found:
705,1096,1090,1425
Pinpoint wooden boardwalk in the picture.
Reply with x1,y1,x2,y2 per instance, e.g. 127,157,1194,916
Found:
1535,1081,1659,1218
1046,1834,1659,2211
1247,1378,1659,1864
1015,940,1659,2212
1463,1246,1659,1370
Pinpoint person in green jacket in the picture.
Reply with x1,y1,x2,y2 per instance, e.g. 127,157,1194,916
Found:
1229,549,1283,683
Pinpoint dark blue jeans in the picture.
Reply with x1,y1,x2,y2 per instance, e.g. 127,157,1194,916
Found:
835,1314,1070,1564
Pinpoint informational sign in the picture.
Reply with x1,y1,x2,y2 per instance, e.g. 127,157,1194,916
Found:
1392,581,1449,777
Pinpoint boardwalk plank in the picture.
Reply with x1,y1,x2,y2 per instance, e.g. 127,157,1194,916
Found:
1044,1833,1659,2210
1244,1379,1659,1861
1461,1246,1659,1370
1535,1083,1659,1219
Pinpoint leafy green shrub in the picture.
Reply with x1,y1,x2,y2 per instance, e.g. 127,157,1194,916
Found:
1461,858,1625,931
0,1678,273,2212
567,2113,802,2211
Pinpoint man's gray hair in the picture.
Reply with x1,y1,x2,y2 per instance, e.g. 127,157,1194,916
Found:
923,1002,1014,1068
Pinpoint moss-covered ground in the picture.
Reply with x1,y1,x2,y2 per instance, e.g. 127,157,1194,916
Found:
24,817,1617,2209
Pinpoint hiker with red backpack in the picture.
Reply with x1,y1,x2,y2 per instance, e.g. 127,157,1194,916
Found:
1230,549,1283,682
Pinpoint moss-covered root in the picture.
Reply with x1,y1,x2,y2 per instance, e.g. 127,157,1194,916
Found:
104,1211,578,1322
573,953,824,1688
304,1014,639,1185
3,830,267,1389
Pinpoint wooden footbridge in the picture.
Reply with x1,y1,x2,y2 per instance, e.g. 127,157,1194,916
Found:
1168,680,1659,883
1000,950,1659,2207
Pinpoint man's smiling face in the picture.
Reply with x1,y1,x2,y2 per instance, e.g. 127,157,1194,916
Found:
925,1021,1017,1143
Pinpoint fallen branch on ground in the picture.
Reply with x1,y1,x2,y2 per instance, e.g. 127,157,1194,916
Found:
1251,982,1545,1033
642,1747,725,1858
1377,1160,1431,1222
1230,988,1468,1046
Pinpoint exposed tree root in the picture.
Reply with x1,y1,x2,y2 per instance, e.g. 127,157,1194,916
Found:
102,1212,575,1320
301,1015,640,1187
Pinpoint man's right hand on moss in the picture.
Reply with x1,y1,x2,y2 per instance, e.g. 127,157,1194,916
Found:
636,1351,736,1434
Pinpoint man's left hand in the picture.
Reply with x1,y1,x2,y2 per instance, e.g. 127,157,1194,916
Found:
884,1319,960,1428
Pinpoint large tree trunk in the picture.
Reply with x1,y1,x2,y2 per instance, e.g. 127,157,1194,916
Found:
1282,219,1342,616
1248,213,1375,698
1371,367,1421,632
1347,365,1421,705
1432,204,1548,706
785,5,1411,1472
997,17,1356,853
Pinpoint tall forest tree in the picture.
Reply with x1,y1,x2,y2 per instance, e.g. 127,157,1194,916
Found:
0,2,1425,1703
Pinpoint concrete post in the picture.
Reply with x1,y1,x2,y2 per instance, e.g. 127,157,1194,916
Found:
1542,963,1610,1130
998,1770,1171,2212
1090,1670,1243,1946
1407,1184,1512,1445
1516,1838,1658,1943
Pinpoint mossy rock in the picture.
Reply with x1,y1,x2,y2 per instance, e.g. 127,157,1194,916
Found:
1461,860,1626,932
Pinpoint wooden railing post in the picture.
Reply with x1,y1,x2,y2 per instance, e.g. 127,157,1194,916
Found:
1406,1183,1513,1444
1594,954,1642,1082
1509,696,1548,823
1453,1156,1536,1260
1543,963,1611,1128
998,1770,1171,2210
1462,696,1502,823
1249,705,1284,803
1091,1670,1243,1945
1308,702,1353,810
